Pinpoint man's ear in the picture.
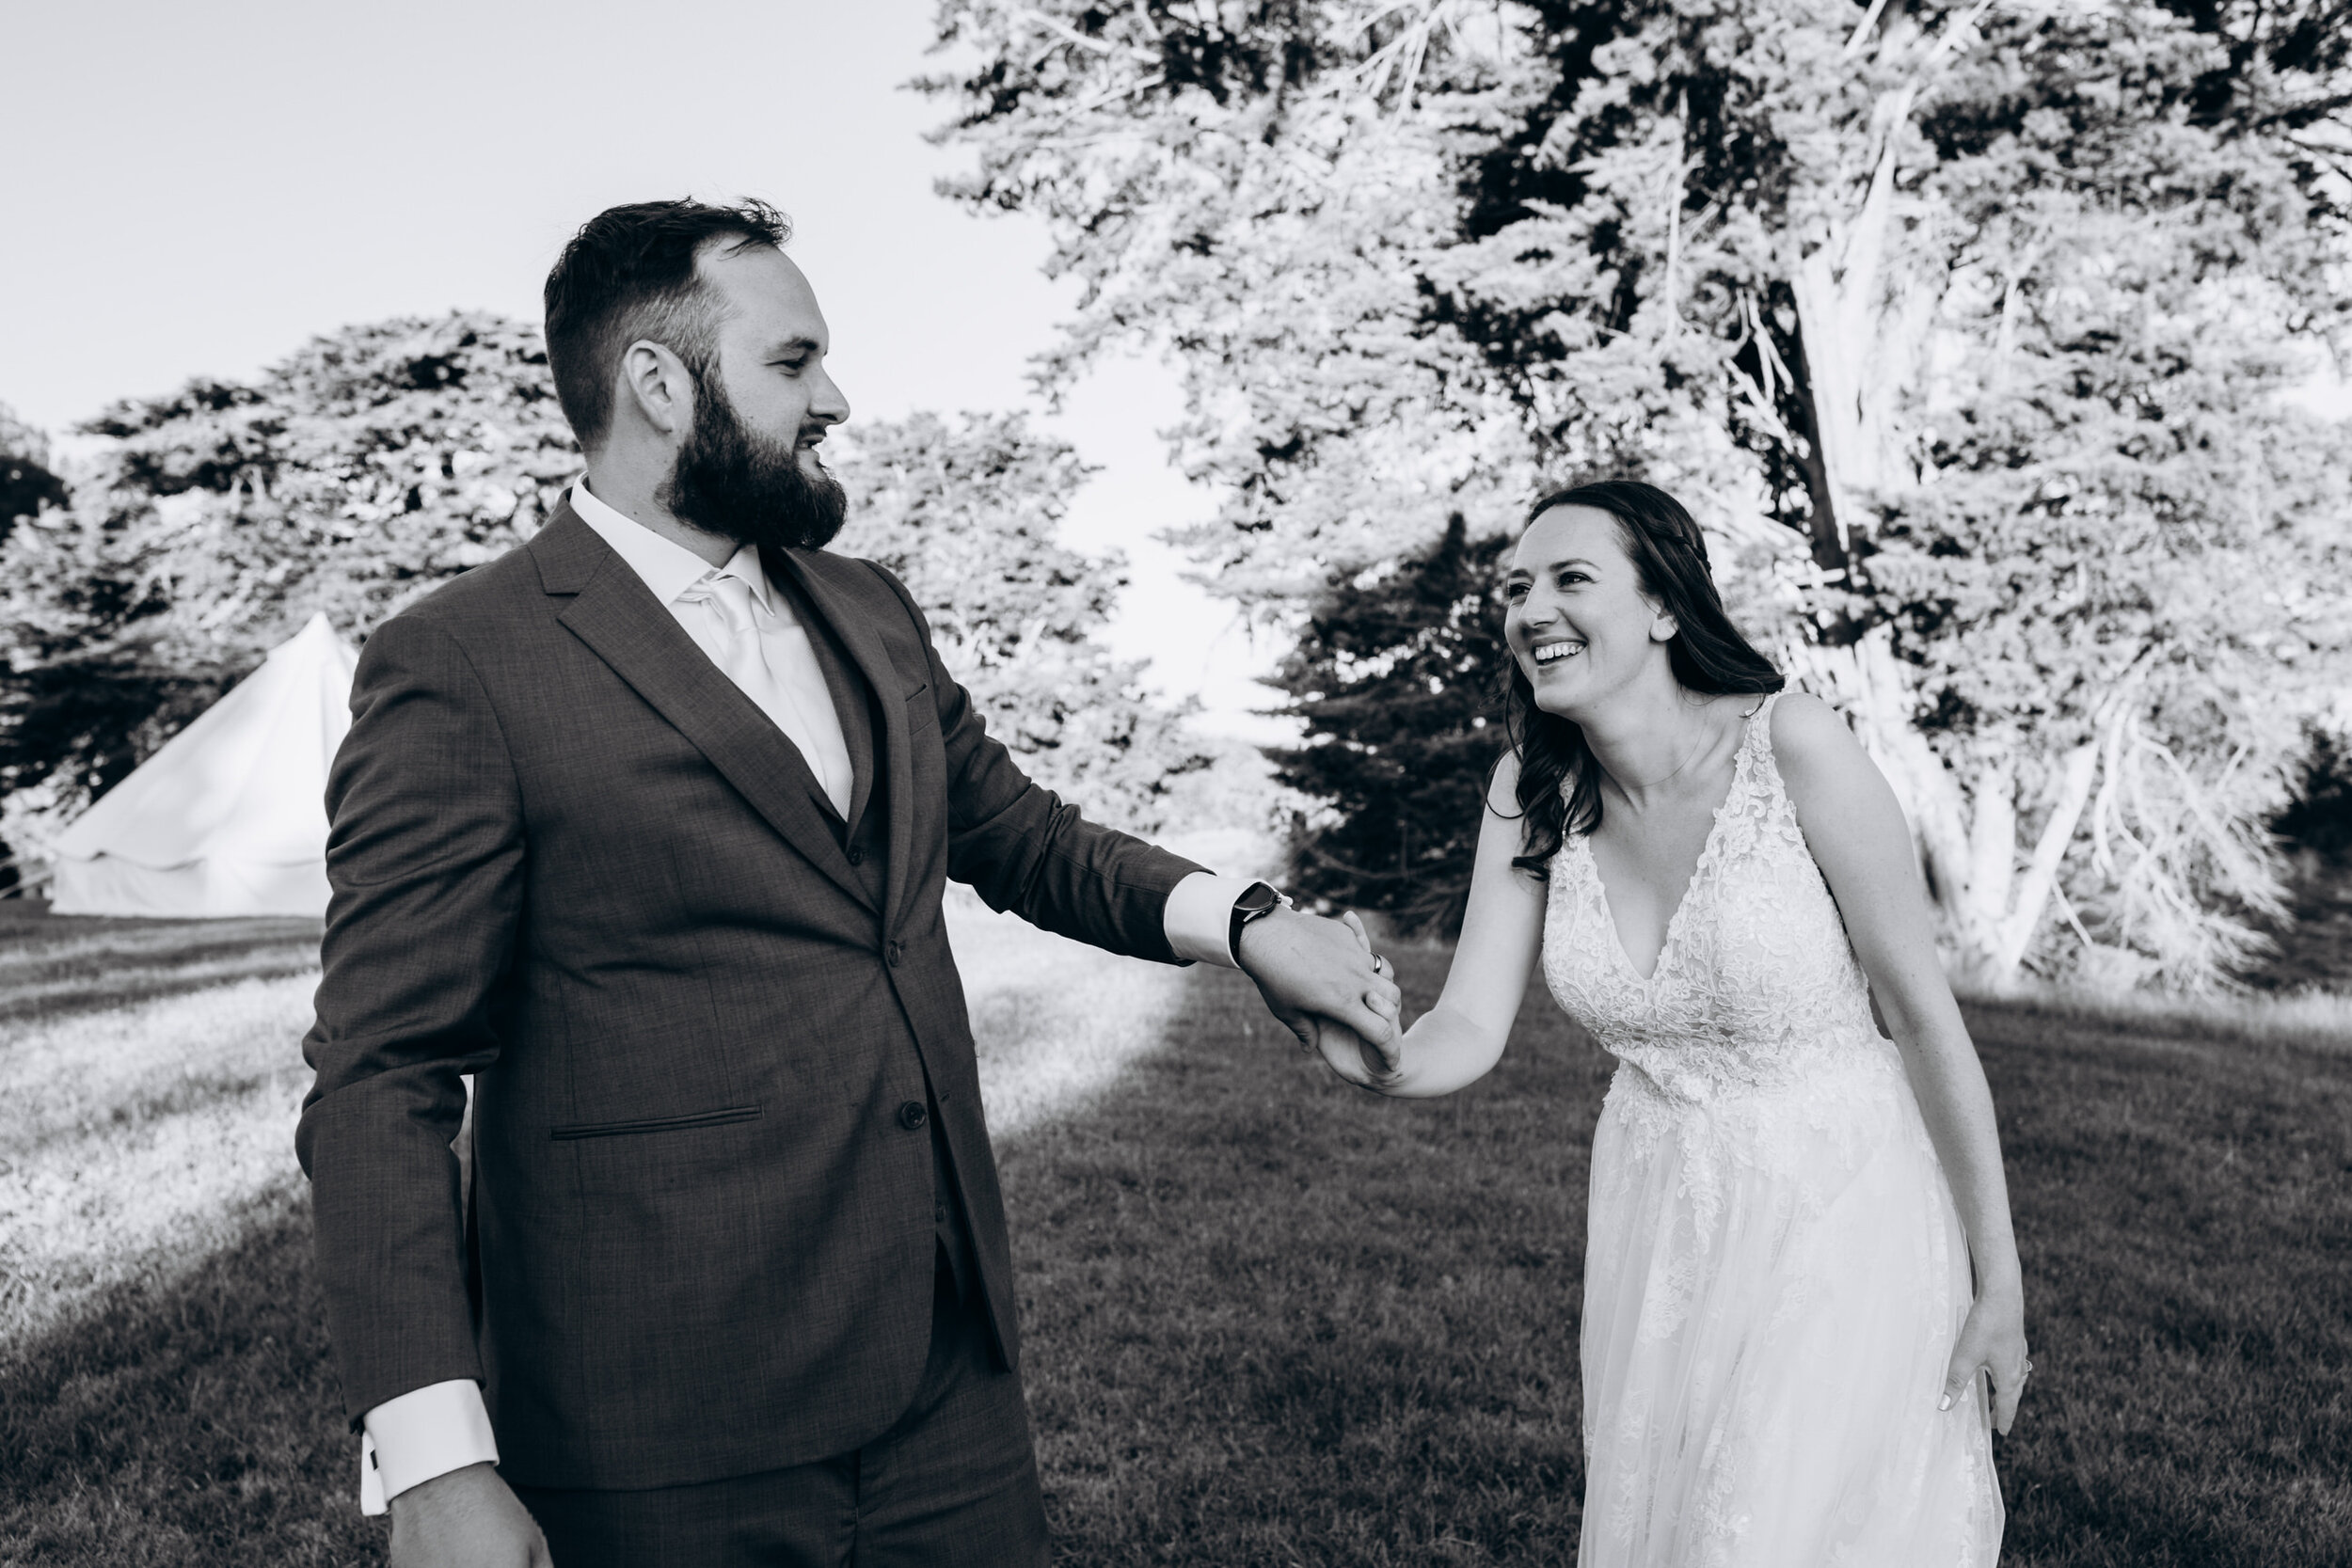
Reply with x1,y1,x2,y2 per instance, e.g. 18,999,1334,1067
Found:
617,340,693,439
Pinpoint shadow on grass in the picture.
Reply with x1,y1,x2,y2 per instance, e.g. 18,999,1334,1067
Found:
0,1186,380,1566
998,957,2352,1566
998,952,1609,1566
5,952,2344,1566
0,901,322,1026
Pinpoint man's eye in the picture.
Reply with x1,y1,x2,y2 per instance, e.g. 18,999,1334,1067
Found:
775,357,807,373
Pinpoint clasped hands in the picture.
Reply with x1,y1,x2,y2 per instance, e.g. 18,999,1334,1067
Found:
1233,904,1404,1087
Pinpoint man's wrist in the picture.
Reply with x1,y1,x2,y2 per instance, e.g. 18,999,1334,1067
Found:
1229,881,1292,969
360,1378,498,1515
387,1459,501,1519
1161,871,1256,968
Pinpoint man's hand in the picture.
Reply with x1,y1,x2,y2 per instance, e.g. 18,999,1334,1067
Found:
1235,906,1401,1074
388,1463,550,1568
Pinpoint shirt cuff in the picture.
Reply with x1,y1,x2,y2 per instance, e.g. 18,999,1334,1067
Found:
359,1379,500,1515
1163,870,1259,969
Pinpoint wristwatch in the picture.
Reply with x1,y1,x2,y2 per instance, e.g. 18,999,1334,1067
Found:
1229,881,1293,964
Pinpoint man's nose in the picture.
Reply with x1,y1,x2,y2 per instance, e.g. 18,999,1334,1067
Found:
809,366,850,426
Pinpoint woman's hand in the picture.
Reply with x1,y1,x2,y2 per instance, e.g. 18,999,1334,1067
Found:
1942,1285,2030,1436
1312,911,1403,1087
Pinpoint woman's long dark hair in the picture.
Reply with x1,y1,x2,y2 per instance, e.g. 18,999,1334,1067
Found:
1504,481,1785,876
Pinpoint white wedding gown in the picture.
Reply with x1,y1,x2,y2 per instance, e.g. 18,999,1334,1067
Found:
1541,695,2004,1565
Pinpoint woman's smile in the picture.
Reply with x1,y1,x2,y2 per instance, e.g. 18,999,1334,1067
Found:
1530,635,1587,671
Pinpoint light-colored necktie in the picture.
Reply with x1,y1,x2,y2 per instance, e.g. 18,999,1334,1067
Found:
678,571,855,820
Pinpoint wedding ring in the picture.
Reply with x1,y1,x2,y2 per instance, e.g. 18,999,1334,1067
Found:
2021,1359,2034,1376
1371,953,1392,978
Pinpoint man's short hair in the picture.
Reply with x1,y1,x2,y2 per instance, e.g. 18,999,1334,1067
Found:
543,198,792,451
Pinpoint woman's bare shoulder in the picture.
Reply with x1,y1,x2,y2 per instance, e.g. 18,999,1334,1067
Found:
1486,744,1523,811
1766,689,1897,816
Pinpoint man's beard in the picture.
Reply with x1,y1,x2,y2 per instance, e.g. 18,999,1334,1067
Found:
658,369,848,552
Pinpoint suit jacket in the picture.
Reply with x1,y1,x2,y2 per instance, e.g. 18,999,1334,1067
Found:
296,503,1201,1490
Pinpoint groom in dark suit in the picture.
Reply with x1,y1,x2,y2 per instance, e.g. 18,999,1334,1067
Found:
296,198,1397,1567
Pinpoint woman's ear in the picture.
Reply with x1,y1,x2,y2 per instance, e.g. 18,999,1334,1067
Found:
1649,612,1679,643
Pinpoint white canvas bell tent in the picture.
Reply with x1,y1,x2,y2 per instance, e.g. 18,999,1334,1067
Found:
50,612,358,918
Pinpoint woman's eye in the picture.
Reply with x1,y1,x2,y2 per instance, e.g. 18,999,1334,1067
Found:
1504,583,1528,602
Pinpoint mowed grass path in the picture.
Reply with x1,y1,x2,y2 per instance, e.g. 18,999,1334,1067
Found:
4,917,2347,1565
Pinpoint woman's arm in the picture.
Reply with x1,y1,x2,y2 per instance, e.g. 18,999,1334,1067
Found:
1320,750,1549,1098
1770,692,2030,1434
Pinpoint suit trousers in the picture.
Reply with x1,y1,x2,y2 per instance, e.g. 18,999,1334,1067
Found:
511,1253,1047,1568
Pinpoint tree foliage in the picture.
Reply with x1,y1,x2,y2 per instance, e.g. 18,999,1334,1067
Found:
0,312,577,831
927,0,2352,988
1,323,1202,844
1267,514,1511,933
0,402,69,548
830,410,1211,832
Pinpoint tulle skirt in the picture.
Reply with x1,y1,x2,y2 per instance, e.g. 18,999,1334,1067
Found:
1579,1041,2004,1566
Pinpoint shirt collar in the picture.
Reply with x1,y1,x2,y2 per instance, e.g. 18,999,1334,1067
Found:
566,481,775,615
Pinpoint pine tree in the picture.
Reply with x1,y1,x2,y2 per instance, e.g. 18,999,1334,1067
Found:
1267,515,1512,934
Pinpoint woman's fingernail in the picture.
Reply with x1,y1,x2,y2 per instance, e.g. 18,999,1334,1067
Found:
1938,1394,1953,1411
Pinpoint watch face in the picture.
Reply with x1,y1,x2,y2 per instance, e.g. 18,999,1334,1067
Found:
1236,881,1281,916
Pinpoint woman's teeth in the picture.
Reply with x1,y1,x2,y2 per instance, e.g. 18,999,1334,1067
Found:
1533,640,1585,667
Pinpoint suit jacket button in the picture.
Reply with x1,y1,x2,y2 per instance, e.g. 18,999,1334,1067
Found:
898,1100,928,1131
847,847,864,865
886,941,903,967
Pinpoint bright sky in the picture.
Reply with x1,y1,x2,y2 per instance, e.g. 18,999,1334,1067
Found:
1,0,1290,739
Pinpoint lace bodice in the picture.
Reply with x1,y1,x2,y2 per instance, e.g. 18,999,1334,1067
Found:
1540,694,1884,1110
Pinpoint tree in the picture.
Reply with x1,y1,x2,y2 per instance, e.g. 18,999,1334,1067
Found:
830,410,1211,832
2,327,1205,845
0,311,577,833
926,0,2352,989
0,402,69,547
1267,514,1511,933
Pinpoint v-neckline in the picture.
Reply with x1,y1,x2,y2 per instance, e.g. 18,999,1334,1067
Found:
1578,705,1760,986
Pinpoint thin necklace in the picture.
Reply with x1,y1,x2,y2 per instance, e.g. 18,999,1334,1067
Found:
1613,713,1719,795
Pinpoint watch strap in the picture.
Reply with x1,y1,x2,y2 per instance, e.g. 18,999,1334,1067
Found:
1228,881,1290,965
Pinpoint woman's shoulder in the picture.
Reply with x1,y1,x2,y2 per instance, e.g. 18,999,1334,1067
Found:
1486,744,1524,811
1759,689,1875,795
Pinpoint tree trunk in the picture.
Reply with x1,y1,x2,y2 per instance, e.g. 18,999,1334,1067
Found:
1786,630,2100,990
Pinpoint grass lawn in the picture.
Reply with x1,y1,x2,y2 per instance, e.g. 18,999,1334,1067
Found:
3,911,2346,1564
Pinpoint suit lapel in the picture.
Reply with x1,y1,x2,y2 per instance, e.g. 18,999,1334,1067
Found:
537,514,875,912
770,562,874,834
772,548,917,936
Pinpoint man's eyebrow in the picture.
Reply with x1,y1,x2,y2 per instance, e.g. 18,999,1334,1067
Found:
765,337,821,356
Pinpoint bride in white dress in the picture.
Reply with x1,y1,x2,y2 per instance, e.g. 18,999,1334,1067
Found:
1329,482,2025,1564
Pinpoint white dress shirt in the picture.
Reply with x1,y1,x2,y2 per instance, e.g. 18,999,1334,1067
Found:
356,483,1252,1511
